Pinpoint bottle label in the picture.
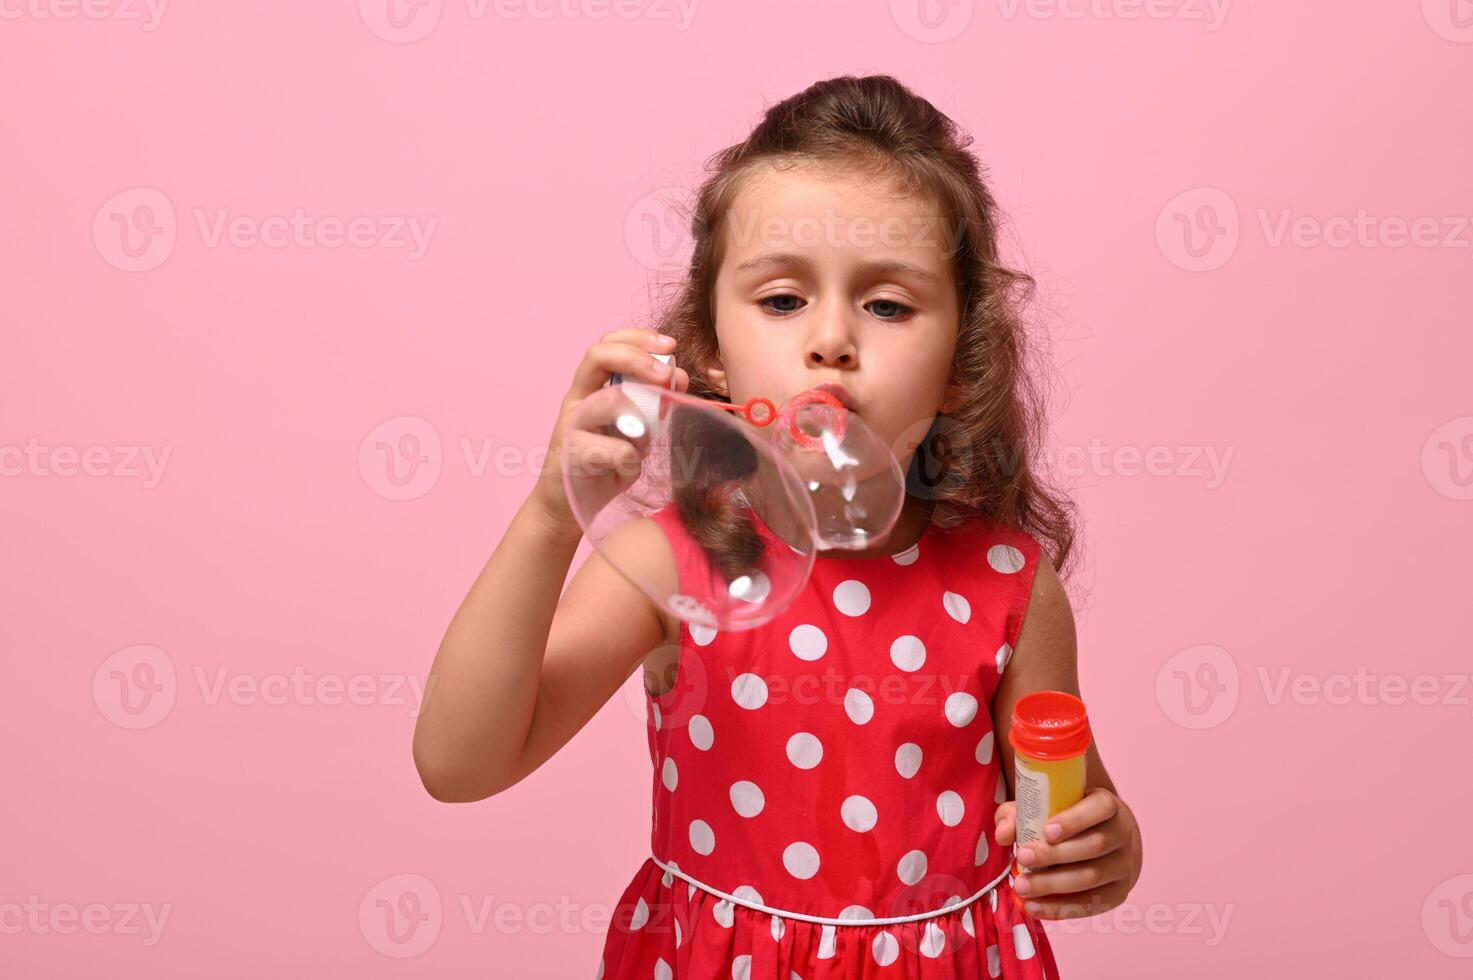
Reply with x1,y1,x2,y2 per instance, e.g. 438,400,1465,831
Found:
1012,756,1049,872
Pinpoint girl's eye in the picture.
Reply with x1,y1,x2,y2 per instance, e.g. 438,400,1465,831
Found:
867,299,913,321
758,294,805,316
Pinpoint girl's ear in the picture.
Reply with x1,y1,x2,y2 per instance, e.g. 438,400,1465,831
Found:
939,381,962,415
704,356,730,399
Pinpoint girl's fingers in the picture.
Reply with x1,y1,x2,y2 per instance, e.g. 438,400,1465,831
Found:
567,329,676,402
993,801,1016,847
1041,787,1119,843
1015,828,1119,869
1013,851,1131,900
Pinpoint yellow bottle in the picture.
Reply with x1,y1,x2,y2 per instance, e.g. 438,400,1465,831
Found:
1008,691,1092,880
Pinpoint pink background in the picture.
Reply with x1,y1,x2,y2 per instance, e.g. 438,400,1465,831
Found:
3,1,1472,976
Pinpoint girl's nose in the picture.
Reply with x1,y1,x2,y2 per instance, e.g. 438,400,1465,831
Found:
806,305,859,368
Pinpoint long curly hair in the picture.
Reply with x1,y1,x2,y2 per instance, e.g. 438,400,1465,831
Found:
656,74,1078,579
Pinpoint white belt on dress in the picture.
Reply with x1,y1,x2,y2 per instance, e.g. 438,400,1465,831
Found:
649,853,1012,927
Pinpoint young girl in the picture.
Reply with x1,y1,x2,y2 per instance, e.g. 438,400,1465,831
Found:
414,74,1143,978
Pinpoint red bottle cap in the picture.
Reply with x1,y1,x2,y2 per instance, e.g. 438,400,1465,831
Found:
1008,691,1092,760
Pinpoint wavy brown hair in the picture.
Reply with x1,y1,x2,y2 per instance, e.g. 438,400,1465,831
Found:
656,74,1077,580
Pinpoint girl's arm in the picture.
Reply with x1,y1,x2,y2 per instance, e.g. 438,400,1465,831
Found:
990,552,1145,919
411,328,686,803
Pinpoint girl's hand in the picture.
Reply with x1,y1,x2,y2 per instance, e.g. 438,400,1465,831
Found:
530,328,690,537
993,788,1143,920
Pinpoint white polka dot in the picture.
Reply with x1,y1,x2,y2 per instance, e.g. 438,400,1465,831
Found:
655,957,673,980
691,624,717,646
920,921,946,958
942,591,971,623
730,780,765,817
662,757,678,791
936,790,965,827
713,899,734,928
975,829,991,865
731,672,768,709
733,885,763,906
832,579,871,616
782,841,820,879
995,773,1008,804
897,849,928,885
895,742,922,779
786,732,823,769
892,543,920,566
962,906,975,938
788,624,828,661
975,730,995,765
732,954,752,980
770,915,784,941
597,957,605,980
995,642,1013,673
1012,922,1036,959
944,691,979,727
839,905,873,920
729,571,771,605
986,943,1001,977
818,924,837,958
675,917,683,947
872,931,900,966
844,688,874,724
841,795,878,832
630,897,650,930
689,714,714,750
988,543,1026,573
889,634,926,672
689,819,715,855
652,702,661,731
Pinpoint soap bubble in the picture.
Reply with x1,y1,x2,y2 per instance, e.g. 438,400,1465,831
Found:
561,383,905,630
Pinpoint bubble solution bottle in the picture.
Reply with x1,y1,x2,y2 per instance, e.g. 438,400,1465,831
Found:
1008,691,1092,884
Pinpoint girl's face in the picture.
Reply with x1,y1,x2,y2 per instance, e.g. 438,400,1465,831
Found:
707,161,962,473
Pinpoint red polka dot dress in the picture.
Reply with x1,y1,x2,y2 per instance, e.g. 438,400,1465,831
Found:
596,502,1058,979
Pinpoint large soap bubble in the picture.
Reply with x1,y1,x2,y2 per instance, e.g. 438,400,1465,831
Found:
560,381,906,630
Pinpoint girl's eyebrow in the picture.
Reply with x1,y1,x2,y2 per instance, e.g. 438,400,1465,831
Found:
733,252,942,285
